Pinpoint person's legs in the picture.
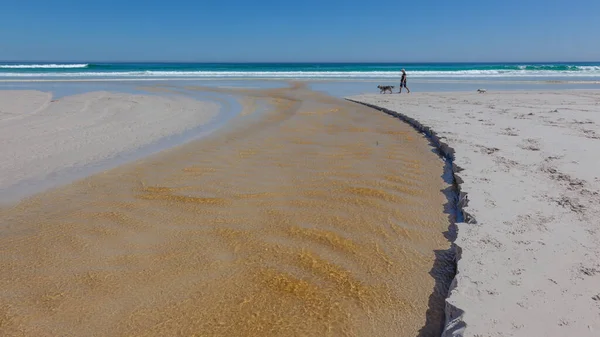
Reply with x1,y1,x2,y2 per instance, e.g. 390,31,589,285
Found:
399,82,408,93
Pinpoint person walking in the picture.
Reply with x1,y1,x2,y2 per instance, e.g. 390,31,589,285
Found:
399,68,410,94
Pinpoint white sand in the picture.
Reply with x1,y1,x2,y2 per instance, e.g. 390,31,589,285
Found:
0,90,220,203
348,91,600,337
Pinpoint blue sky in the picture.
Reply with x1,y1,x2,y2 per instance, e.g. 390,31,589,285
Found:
1,0,599,62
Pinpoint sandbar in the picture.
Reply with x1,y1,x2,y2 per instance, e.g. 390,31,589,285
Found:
0,90,220,203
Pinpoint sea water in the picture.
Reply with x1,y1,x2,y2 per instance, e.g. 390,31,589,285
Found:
1,62,600,81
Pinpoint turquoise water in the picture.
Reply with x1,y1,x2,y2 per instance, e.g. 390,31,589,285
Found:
1,62,600,80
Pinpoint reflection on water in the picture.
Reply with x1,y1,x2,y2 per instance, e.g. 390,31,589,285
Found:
0,83,452,336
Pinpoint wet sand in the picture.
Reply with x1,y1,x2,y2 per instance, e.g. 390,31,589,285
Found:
0,84,452,336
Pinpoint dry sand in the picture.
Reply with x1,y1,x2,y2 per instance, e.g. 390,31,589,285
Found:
0,90,220,203
348,91,600,337
0,85,453,336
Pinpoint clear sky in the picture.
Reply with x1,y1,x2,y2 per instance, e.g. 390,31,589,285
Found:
1,0,599,62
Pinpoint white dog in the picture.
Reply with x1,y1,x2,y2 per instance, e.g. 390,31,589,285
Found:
477,88,487,93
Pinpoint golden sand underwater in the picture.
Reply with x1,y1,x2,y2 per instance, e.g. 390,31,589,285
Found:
0,84,452,336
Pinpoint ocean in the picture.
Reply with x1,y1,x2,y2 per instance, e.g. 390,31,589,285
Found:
1,62,600,80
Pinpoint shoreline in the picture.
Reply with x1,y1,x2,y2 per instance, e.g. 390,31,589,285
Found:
1,77,600,85
347,91,600,336
0,90,228,204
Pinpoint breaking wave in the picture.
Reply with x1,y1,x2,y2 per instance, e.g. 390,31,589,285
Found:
0,64,89,69
0,63,599,79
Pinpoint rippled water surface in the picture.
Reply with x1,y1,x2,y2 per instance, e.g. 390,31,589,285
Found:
0,83,453,336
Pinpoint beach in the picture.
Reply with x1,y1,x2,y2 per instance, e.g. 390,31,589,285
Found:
2,80,600,337
348,91,600,336
0,90,220,203
2,0,600,331
0,84,453,336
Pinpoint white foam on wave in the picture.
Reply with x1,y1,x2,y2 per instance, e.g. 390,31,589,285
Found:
0,68,599,78
0,64,89,69
577,66,600,71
